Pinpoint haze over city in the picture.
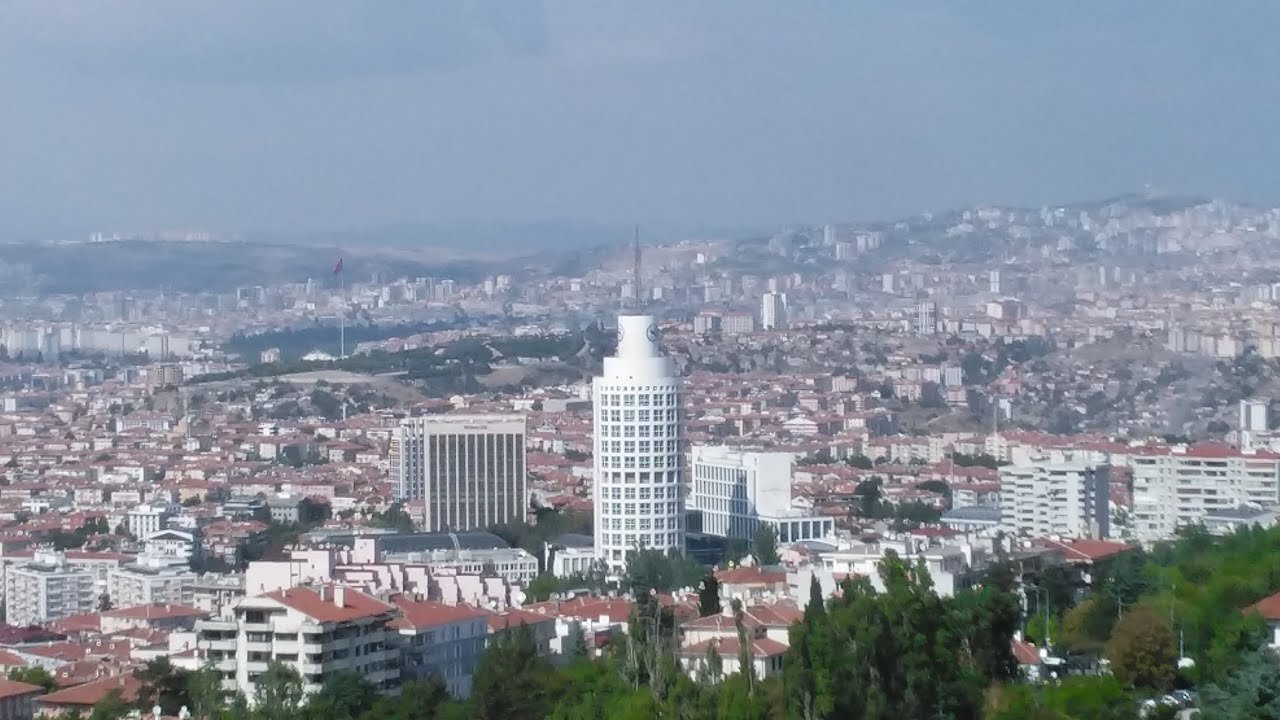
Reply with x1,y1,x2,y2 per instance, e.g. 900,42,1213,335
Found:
2,1,1280,238
0,4,1280,720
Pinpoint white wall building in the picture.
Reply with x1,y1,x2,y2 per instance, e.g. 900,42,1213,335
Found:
4,551,97,626
126,504,172,540
391,415,528,532
999,457,1111,539
192,585,400,703
109,555,197,608
1240,399,1270,451
1131,446,1280,542
760,292,788,331
593,315,685,574
690,446,833,544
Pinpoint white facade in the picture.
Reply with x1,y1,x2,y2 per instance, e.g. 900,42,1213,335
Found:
690,446,834,543
126,504,170,539
391,415,528,532
109,556,197,608
4,552,96,626
915,301,938,334
1240,399,1270,450
593,315,685,573
193,586,400,703
1131,447,1280,542
760,292,788,331
999,458,1111,539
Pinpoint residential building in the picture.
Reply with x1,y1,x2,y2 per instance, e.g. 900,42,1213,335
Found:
125,504,171,540
391,415,528,532
690,445,833,543
0,679,40,720
999,457,1111,538
760,292,787,331
108,555,197,608
193,585,400,703
915,300,938,334
3,551,96,627
387,597,488,698
1131,445,1280,542
593,314,685,574
142,529,198,567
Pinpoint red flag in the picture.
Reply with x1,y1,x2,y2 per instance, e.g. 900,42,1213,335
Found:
333,258,343,275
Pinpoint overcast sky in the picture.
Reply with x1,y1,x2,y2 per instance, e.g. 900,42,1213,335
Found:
1,1,1277,238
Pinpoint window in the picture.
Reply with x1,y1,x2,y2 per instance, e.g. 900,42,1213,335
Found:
623,394,635,406
638,394,650,406
638,410,650,422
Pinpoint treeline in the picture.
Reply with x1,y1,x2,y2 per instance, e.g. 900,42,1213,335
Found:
195,332,592,388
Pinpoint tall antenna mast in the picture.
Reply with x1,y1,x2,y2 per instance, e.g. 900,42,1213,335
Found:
632,225,643,309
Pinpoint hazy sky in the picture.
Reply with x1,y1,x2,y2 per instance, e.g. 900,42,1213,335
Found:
1,1,1278,238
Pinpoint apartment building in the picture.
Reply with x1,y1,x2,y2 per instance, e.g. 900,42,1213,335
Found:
193,585,400,703
108,555,197,608
999,458,1111,539
387,597,488,698
1131,445,1280,542
690,445,833,544
3,551,97,627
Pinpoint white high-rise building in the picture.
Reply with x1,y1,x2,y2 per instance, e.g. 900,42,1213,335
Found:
915,301,938,335
593,315,684,574
1131,445,1280,542
391,415,527,532
1240,399,1270,450
690,446,833,544
999,457,1111,539
761,292,788,331
4,551,97,627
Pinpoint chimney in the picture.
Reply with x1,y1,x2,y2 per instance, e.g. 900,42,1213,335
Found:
334,586,346,608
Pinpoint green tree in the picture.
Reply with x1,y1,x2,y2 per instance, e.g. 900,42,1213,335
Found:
359,677,453,720
7,666,57,693
471,624,556,720
303,671,376,720
564,622,589,660
1201,647,1280,720
185,664,226,720
698,573,722,617
1107,604,1177,691
134,658,191,716
751,525,780,566
253,661,304,720
89,689,132,720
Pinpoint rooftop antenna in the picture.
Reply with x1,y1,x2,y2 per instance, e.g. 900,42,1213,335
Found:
632,225,643,310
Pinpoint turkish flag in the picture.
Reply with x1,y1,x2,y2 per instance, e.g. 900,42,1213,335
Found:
333,258,344,275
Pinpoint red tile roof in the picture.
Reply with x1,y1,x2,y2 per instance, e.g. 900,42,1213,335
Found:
1038,538,1134,563
1245,591,1280,621
0,650,28,667
485,608,555,633
0,679,40,700
1012,639,1041,665
102,604,207,621
714,566,787,585
264,585,393,623
677,636,788,658
39,674,141,707
387,597,487,631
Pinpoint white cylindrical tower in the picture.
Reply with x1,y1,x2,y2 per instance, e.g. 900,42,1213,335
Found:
593,314,684,574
